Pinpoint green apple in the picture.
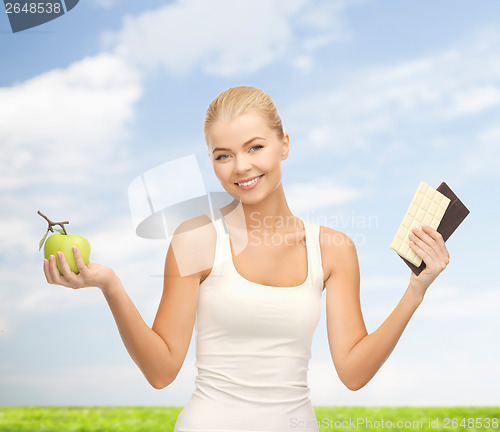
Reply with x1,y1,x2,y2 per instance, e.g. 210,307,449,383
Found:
38,211,91,275
44,234,91,274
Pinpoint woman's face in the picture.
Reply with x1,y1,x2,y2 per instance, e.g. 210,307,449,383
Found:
207,111,289,205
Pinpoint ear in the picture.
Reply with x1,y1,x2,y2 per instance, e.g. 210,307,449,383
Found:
281,132,290,161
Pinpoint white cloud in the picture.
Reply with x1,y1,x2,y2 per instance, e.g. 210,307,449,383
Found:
92,0,116,9
309,354,500,405
0,48,148,333
439,85,500,118
0,269,96,336
363,357,500,405
0,53,142,190
0,52,146,339
462,122,500,176
286,177,363,213
360,277,462,304
0,217,41,255
0,364,159,405
0,355,199,405
297,0,357,49
419,288,500,319
361,275,412,291
101,0,357,77
364,282,500,321
284,29,500,166
292,55,314,73
0,212,167,334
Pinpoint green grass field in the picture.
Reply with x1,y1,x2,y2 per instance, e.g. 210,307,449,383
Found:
0,406,498,431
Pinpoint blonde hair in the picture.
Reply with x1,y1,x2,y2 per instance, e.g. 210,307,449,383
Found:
203,86,284,144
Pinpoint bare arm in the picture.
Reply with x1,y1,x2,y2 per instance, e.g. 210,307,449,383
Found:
336,283,422,391
43,216,210,390
44,249,178,389
100,276,177,389
324,224,449,391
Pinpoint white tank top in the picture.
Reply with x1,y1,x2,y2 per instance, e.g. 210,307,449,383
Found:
174,208,324,432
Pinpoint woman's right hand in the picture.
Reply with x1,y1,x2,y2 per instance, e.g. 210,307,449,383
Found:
43,246,117,292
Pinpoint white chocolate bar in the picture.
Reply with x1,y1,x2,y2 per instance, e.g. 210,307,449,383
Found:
390,181,451,266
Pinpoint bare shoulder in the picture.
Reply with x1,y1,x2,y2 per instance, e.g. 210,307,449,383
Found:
319,225,357,284
169,213,217,280
175,213,215,234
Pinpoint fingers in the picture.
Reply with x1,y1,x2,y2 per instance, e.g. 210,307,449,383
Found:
408,233,435,266
45,253,78,288
43,258,53,284
408,227,435,258
409,225,449,272
72,246,88,275
57,251,79,286
421,224,449,260
46,254,70,287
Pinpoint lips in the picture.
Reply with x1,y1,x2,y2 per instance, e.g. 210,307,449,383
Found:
234,174,264,190
234,175,263,184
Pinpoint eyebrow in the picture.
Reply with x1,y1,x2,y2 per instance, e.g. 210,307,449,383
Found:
212,136,266,154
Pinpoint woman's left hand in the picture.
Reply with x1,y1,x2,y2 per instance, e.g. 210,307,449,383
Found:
408,224,450,299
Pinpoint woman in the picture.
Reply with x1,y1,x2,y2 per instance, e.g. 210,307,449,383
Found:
43,86,450,431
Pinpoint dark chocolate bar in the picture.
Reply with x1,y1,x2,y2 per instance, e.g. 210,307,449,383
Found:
400,182,470,276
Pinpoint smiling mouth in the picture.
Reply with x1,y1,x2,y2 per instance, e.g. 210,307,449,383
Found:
234,174,264,186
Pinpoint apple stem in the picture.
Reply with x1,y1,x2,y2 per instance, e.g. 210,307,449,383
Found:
37,210,69,235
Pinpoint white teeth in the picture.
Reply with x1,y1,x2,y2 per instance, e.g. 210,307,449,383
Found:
237,175,262,186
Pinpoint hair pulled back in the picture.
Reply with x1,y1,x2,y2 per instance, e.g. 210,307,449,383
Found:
203,86,284,144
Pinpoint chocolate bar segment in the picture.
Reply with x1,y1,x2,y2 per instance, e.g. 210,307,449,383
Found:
400,182,470,275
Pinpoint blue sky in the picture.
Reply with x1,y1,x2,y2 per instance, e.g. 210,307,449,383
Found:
1,0,499,407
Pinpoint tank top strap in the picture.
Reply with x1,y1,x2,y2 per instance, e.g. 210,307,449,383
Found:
211,206,229,234
207,207,232,271
303,220,325,292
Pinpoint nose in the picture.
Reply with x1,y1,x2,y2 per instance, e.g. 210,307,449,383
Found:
233,153,253,175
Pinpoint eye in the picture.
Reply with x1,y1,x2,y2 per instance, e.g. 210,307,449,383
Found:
214,145,263,161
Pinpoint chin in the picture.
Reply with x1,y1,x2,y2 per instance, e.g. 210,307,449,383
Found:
237,192,269,207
